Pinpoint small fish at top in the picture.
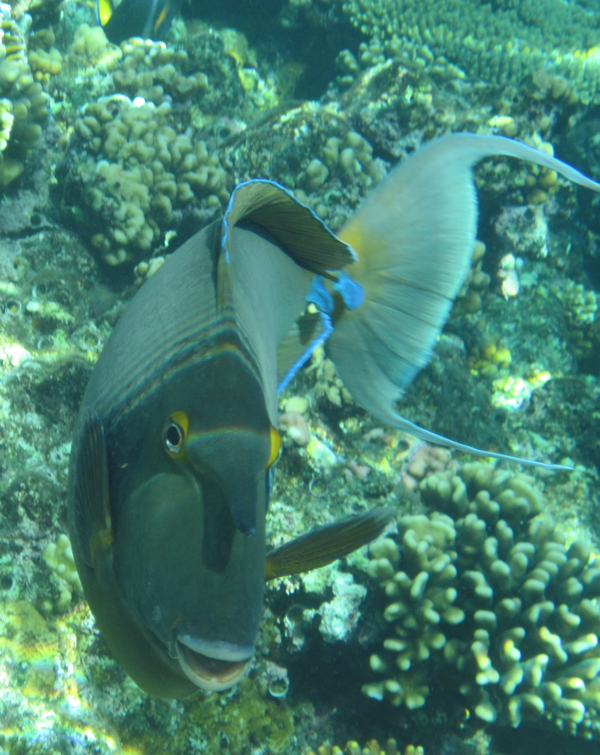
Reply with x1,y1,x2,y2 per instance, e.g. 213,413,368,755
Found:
97,0,181,44
67,133,600,699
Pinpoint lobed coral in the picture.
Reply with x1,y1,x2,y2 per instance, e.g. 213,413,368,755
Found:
450,240,491,317
111,37,210,105
27,26,62,82
69,22,121,68
363,461,600,739
468,333,512,380
65,93,228,266
559,280,598,326
220,98,388,232
306,738,421,755
0,3,48,187
61,33,243,266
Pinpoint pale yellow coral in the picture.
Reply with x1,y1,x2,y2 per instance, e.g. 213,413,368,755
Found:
363,461,600,738
43,534,83,611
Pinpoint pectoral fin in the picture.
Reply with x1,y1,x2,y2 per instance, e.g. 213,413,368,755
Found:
68,407,113,568
265,506,393,580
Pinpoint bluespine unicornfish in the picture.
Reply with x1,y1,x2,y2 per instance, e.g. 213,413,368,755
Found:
67,133,600,698
97,0,180,44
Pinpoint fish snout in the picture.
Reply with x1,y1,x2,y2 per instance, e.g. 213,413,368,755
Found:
176,635,253,691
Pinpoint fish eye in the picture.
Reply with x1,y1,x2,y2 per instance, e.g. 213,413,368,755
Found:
165,423,183,453
164,411,189,457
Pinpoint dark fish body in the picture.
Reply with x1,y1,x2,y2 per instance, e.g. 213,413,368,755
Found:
68,182,384,696
68,136,600,698
71,223,274,696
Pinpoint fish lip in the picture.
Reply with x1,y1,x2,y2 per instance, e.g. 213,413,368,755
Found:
176,636,254,692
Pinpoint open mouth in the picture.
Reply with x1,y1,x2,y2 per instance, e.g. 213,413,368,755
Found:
176,636,253,692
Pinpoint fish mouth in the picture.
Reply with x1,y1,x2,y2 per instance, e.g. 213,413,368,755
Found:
176,636,253,692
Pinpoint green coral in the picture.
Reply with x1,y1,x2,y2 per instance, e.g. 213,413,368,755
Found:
28,27,63,82
451,240,491,317
338,0,600,101
177,678,295,755
305,737,415,755
111,37,210,104
560,280,598,326
222,102,386,230
69,22,122,68
0,601,130,754
62,35,233,266
363,461,600,739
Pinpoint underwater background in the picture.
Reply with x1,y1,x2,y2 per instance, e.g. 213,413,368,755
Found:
1,0,600,753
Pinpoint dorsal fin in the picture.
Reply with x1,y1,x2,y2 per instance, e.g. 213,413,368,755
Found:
221,179,355,274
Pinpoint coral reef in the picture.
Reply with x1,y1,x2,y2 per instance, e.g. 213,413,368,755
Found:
0,3,49,187
337,0,600,100
451,240,491,317
69,22,122,68
110,38,210,104
221,102,387,233
42,532,83,610
28,26,62,82
560,280,598,326
303,565,368,643
68,95,227,266
61,36,229,266
305,738,421,755
60,18,316,266
0,600,123,755
363,461,600,739
0,0,599,753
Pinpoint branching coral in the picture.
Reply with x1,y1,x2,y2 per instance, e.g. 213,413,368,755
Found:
306,738,421,755
337,0,600,100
